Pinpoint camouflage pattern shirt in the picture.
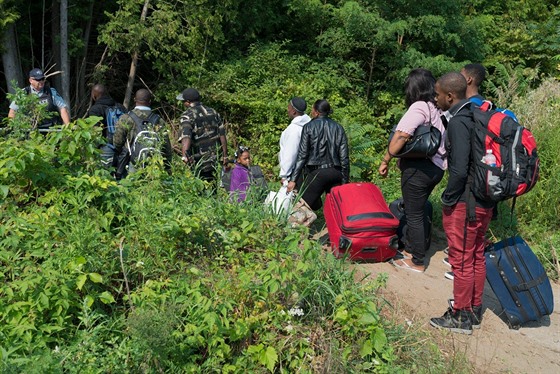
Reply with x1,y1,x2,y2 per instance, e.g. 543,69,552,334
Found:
178,102,225,171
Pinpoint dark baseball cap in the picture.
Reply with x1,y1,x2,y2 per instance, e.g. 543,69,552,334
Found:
29,68,45,80
176,88,200,102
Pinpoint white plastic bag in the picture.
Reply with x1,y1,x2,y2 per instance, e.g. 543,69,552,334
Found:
265,185,294,216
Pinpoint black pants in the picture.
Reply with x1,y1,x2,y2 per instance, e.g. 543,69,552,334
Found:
400,158,444,265
300,167,343,211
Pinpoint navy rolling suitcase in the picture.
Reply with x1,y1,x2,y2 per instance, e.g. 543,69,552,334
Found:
485,236,554,329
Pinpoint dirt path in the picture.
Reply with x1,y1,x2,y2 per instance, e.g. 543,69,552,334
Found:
360,233,560,373
315,229,560,373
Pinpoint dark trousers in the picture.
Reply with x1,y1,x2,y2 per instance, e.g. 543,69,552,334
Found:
300,167,343,211
400,158,444,265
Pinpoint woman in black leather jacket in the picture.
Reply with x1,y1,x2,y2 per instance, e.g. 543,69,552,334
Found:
287,99,349,226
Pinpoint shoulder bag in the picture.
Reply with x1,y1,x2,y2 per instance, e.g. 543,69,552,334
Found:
388,102,442,159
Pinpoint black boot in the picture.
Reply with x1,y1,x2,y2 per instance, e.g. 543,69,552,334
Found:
471,305,483,329
430,308,473,335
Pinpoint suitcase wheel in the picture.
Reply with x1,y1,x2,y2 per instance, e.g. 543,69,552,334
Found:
339,236,352,252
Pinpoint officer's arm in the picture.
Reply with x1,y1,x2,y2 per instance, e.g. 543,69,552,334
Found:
60,107,71,124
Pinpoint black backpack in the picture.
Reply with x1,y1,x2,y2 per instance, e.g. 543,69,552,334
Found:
126,111,161,167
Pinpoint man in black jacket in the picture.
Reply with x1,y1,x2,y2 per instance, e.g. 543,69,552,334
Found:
429,72,494,335
87,84,125,142
287,99,349,226
87,84,127,170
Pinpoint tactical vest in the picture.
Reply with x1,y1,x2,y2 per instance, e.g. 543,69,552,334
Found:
25,84,62,129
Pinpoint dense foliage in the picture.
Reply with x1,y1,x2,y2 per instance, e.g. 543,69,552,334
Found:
0,119,457,372
1,0,559,371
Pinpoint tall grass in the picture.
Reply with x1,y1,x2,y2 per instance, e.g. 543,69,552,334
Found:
505,78,560,279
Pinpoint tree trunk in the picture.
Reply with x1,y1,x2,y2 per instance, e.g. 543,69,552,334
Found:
50,0,62,91
123,0,150,109
2,24,23,93
74,0,95,117
60,0,70,114
366,48,377,102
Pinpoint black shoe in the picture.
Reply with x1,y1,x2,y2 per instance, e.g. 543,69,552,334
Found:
430,308,473,335
471,305,483,329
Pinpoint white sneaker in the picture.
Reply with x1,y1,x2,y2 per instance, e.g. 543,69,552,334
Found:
444,271,454,280
442,257,451,267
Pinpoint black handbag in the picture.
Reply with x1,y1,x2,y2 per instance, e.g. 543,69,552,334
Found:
388,102,442,159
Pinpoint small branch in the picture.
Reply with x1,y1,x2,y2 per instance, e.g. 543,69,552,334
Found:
119,237,134,310
550,240,560,281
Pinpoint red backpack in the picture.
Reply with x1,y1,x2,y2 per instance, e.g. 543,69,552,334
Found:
470,106,539,203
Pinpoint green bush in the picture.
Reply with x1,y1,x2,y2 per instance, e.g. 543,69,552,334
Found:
0,122,459,371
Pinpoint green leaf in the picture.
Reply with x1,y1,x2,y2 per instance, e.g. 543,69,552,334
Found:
334,308,348,323
260,346,278,372
76,274,87,290
360,339,373,358
88,273,103,283
358,312,377,325
373,329,387,353
99,291,115,304
247,344,263,354
84,295,95,308
0,185,9,198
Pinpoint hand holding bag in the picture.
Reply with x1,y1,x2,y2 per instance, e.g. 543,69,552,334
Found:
264,185,294,216
388,102,442,159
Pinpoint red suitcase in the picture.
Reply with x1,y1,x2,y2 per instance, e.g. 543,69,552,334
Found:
324,182,400,261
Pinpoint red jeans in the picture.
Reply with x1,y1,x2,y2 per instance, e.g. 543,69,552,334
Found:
442,202,493,310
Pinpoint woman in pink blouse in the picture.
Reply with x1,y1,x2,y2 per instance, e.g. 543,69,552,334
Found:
379,68,447,272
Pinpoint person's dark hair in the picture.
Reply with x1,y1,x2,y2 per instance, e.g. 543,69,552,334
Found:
463,63,486,87
234,145,250,159
135,89,152,104
313,99,332,115
404,68,436,107
438,72,467,100
92,83,106,95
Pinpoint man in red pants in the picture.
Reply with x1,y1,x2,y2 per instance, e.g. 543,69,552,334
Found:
430,72,495,335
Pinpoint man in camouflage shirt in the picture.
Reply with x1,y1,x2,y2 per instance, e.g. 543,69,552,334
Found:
177,88,228,181
113,89,173,178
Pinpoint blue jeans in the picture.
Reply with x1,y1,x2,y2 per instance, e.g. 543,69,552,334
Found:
400,158,444,265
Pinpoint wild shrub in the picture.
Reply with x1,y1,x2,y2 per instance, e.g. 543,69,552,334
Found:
501,78,560,278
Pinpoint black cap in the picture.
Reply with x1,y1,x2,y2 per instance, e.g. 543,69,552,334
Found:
29,68,45,80
176,88,201,102
289,97,306,113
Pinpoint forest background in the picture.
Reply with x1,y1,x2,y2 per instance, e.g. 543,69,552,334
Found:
0,0,559,372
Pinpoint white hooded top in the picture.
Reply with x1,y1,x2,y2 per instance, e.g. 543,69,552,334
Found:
278,114,311,179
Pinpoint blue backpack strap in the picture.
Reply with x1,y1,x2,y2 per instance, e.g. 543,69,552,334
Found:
468,96,484,106
496,108,519,122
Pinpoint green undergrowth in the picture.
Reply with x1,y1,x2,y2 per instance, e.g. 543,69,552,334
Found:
0,119,458,372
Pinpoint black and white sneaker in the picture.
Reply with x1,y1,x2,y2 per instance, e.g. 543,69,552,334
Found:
443,247,449,255
444,271,454,280
442,257,451,267
430,308,473,335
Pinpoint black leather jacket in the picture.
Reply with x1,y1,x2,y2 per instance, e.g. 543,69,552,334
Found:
290,115,350,183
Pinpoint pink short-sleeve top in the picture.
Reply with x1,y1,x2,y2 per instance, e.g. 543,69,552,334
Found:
395,101,447,170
